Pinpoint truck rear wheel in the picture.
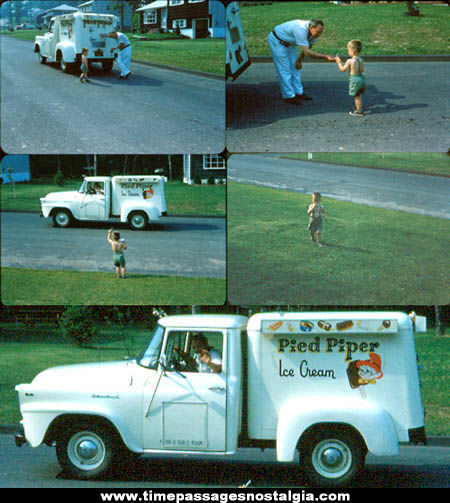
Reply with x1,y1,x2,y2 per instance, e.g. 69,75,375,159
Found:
52,209,72,228
60,55,72,73
299,426,366,487
102,60,114,72
56,422,118,479
128,211,148,231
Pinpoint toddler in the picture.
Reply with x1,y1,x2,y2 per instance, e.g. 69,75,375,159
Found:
335,40,365,116
307,192,328,247
80,48,90,83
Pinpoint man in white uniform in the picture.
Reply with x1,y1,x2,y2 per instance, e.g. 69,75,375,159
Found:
267,19,335,105
101,30,132,79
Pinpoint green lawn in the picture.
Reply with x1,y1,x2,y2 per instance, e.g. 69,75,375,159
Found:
227,182,450,305
0,180,225,216
282,153,450,177
1,30,224,75
1,323,448,435
240,2,450,56
1,268,225,305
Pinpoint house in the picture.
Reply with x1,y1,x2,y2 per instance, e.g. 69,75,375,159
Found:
136,0,225,39
36,4,79,27
183,154,226,184
77,0,133,31
0,155,31,184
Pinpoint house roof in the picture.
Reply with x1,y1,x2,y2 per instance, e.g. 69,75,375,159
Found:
136,1,168,12
78,1,94,7
49,4,79,12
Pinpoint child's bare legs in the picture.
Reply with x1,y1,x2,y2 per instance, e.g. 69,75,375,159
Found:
354,94,363,111
121,265,126,278
115,265,121,278
310,230,316,242
316,230,322,245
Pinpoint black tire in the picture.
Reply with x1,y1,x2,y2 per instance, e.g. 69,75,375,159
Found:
128,211,148,231
60,55,72,73
299,425,366,487
56,422,118,480
52,209,72,228
38,50,46,64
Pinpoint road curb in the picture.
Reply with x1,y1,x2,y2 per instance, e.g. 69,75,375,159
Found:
131,58,224,81
1,424,449,446
251,55,450,63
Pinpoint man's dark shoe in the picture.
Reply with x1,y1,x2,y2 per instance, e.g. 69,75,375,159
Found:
284,97,302,105
296,93,313,101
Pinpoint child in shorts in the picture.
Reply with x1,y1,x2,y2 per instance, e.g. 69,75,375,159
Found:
80,48,90,83
107,228,127,278
335,40,365,116
307,192,328,247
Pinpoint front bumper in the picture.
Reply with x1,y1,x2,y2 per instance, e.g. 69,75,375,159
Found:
14,425,26,447
408,426,427,445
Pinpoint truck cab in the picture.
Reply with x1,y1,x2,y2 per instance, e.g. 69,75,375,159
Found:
40,175,167,230
34,12,118,73
15,311,427,486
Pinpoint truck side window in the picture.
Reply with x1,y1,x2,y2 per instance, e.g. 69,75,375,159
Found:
165,331,223,374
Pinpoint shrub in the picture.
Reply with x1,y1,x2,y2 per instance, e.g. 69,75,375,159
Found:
54,172,65,186
59,306,98,346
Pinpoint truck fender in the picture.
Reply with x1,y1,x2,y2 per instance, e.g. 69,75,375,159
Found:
34,41,41,53
55,42,76,63
276,396,399,462
19,400,141,453
120,202,159,224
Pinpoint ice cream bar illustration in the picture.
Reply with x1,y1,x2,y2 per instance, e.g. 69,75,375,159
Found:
300,321,314,332
336,320,353,331
347,353,383,399
318,320,332,331
269,321,283,331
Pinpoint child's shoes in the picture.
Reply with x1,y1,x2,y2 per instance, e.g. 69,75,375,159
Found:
349,109,364,116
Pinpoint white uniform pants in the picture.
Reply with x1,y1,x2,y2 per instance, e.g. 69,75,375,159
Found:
267,32,303,99
117,46,131,77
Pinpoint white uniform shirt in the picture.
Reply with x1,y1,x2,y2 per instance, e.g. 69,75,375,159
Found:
117,32,130,47
195,348,222,373
273,20,317,47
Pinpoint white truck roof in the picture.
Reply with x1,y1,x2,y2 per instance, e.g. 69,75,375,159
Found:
159,314,248,330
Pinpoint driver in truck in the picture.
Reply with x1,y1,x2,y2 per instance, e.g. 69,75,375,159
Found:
176,335,222,373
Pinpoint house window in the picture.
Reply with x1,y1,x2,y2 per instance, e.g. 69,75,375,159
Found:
170,0,183,5
144,10,157,24
173,19,187,29
204,155,225,170
189,0,205,3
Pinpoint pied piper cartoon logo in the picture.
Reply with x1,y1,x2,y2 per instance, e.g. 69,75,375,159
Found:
347,353,383,398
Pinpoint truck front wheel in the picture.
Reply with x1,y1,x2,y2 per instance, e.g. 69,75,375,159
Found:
128,211,148,231
56,423,117,479
299,426,366,487
52,209,72,228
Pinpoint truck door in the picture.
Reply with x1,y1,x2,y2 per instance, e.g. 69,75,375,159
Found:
42,20,55,56
143,330,227,452
226,2,251,80
79,181,107,220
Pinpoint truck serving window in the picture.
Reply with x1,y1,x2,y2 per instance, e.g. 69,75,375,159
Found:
137,324,165,369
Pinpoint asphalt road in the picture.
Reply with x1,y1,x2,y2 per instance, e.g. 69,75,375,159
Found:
0,212,226,278
0,434,449,488
0,36,225,154
226,61,450,152
228,155,450,219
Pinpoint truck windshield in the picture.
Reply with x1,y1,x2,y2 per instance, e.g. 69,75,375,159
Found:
137,324,165,369
78,180,87,193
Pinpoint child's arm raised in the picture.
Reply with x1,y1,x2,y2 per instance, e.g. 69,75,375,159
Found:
335,56,351,72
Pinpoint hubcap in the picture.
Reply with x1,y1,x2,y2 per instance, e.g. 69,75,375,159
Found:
132,214,145,228
312,439,352,479
77,440,98,460
56,212,69,226
67,431,106,470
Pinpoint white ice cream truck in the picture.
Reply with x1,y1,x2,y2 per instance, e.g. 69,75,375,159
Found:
40,175,167,230
15,311,427,486
34,11,118,73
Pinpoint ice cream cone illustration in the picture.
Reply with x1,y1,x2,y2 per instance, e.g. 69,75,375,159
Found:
347,353,383,399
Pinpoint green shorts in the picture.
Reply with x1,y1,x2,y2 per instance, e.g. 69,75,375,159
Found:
308,217,323,233
349,74,366,97
113,253,126,267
